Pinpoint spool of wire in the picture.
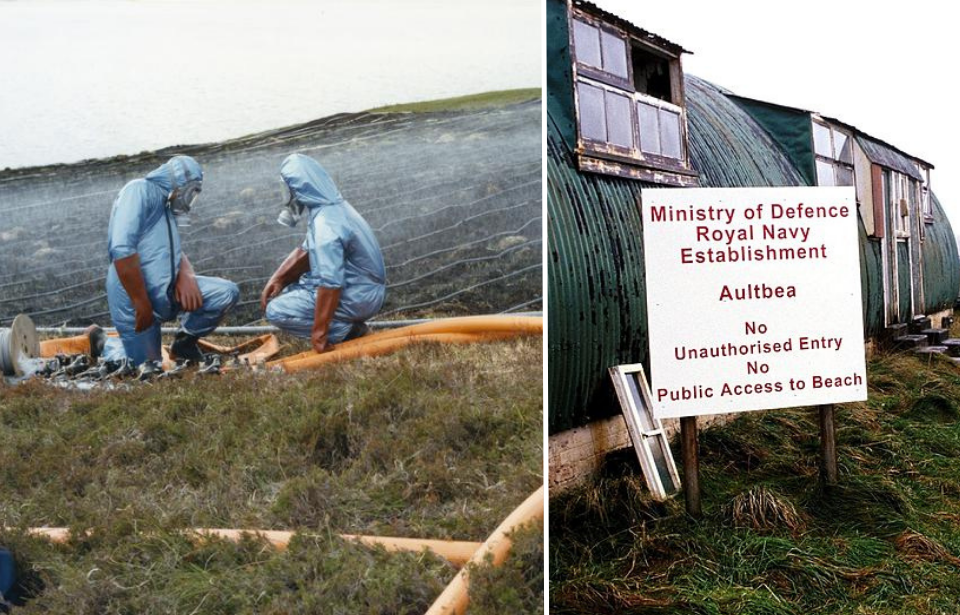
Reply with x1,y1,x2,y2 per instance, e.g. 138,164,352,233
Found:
0,314,39,377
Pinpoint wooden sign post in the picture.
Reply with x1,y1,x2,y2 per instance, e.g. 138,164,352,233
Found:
680,416,701,517
818,404,838,486
640,187,866,512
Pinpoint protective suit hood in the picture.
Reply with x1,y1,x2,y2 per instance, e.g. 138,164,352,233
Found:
280,153,344,209
145,155,204,196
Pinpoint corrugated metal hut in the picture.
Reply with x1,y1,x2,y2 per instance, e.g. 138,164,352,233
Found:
547,0,960,483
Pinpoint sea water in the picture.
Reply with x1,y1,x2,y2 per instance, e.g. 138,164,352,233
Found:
0,0,540,170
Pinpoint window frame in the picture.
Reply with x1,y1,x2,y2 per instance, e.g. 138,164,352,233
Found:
920,166,934,223
575,77,639,158
635,93,686,164
569,14,634,91
884,170,916,238
568,7,697,186
812,120,855,188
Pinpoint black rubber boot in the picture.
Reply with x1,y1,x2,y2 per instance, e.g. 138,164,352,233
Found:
343,322,370,341
86,324,106,360
169,331,204,363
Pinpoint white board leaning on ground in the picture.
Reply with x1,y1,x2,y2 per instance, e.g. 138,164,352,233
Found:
608,364,681,500
642,186,867,419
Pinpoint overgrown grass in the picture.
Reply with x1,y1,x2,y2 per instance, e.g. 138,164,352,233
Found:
551,343,960,614
368,88,541,114
0,339,542,613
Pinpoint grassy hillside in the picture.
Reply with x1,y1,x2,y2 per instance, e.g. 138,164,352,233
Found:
0,339,543,613
368,88,541,114
552,336,960,614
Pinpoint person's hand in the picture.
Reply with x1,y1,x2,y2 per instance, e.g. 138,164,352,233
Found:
175,268,203,312
260,279,285,313
133,297,155,332
311,329,334,354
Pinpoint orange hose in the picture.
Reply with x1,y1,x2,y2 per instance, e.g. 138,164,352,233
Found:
270,316,542,371
237,335,282,364
274,331,518,373
197,334,279,359
24,527,482,568
425,486,544,615
39,335,91,358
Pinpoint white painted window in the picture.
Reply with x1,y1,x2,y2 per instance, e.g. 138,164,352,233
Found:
812,120,854,187
885,171,918,237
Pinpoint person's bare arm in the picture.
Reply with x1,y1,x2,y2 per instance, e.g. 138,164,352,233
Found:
311,287,341,353
114,253,154,332
260,247,311,312
175,254,203,312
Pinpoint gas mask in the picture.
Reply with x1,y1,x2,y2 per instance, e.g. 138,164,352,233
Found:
168,179,202,228
277,179,305,227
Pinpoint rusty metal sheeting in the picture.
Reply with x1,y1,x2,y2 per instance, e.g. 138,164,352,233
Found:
570,0,691,56
857,135,925,181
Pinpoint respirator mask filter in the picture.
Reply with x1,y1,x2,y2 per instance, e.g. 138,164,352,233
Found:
277,179,304,228
169,179,201,227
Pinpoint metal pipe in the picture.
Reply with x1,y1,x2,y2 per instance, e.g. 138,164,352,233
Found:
34,312,543,336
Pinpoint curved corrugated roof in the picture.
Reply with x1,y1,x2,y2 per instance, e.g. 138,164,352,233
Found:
686,76,805,189
548,74,807,432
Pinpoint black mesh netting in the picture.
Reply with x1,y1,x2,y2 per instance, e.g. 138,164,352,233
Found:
0,101,542,326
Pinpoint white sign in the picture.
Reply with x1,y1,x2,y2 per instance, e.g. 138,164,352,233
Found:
642,186,867,419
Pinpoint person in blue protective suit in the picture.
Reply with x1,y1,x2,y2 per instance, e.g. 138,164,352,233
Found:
260,154,385,353
104,155,240,365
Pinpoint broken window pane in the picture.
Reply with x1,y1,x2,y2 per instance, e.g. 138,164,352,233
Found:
624,373,654,431
834,131,853,164
632,45,672,102
659,109,682,159
836,165,854,186
816,159,835,186
577,82,606,142
605,90,634,148
573,19,602,68
813,122,832,158
600,30,628,79
638,101,661,155
646,435,679,493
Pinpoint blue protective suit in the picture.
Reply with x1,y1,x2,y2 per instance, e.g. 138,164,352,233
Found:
266,154,386,341
104,156,239,364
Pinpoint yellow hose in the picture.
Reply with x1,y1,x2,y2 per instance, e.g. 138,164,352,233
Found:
24,527,482,568
425,485,544,615
270,316,542,372
274,332,517,373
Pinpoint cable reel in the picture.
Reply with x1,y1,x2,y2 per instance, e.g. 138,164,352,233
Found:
0,314,40,377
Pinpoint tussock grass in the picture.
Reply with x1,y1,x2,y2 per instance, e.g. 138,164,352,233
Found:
552,330,960,614
724,486,806,534
895,529,960,567
0,339,542,613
